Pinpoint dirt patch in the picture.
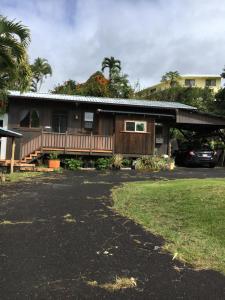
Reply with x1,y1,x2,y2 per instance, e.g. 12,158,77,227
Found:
87,276,137,291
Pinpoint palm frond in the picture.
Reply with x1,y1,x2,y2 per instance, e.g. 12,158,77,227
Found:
0,16,30,46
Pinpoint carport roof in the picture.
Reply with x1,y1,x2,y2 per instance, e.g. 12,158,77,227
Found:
175,110,225,130
0,128,22,138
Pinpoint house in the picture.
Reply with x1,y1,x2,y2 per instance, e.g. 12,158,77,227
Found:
1,90,225,164
139,74,221,96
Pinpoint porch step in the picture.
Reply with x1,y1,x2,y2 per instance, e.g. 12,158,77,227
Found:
22,150,42,163
0,160,35,168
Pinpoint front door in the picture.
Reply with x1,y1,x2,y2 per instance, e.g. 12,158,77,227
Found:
52,112,68,133
98,114,114,135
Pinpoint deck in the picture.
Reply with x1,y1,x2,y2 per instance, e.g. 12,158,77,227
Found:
21,132,113,159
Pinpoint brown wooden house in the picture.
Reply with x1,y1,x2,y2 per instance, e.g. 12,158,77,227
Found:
2,91,225,163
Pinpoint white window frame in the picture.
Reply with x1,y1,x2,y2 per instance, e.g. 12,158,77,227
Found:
124,120,147,133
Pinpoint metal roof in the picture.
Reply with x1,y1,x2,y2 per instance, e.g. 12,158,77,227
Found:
0,128,22,138
9,91,197,111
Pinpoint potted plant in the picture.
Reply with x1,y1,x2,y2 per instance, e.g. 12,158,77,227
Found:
48,152,60,169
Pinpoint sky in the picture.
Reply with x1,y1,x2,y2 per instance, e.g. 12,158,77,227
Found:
1,0,225,92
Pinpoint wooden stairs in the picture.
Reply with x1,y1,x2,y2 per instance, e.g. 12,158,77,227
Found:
0,150,43,171
21,150,42,163
0,160,36,170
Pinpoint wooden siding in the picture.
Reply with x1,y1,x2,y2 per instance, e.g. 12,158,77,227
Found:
114,115,155,155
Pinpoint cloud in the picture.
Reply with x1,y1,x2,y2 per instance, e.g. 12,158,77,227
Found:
1,0,225,91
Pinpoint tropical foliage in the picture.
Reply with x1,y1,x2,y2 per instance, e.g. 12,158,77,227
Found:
51,79,77,95
30,57,52,92
102,56,121,81
161,71,181,87
51,67,134,98
109,68,133,98
0,16,31,112
77,71,109,97
138,86,215,112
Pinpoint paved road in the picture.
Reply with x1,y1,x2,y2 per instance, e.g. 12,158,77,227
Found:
0,168,225,299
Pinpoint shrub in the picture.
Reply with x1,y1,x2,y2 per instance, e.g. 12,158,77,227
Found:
49,152,59,160
122,158,132,167
64,159,83,170
95,157,112,170
135,155,174,171
111,154,123,169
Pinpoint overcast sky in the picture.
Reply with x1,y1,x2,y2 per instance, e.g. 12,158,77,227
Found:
1,0,225,91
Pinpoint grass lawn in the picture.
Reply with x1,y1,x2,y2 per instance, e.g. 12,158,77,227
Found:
4,172,44,183
112,179,225,274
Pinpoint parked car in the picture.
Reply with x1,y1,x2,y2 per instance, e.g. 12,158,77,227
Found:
174,143,217,168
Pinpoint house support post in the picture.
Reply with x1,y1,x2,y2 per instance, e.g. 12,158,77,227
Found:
41,128,43,153
64,131,68,154
10,137,16,174
90,132,93,155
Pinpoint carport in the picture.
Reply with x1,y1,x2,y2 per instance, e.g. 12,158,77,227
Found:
0,128,22,173
174,110,225,139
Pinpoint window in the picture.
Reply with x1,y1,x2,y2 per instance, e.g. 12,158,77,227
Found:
206,79,216,87
155,123,163,144
125,121,146,133
84,112,94,129
20,110,40,128
185,79,195,87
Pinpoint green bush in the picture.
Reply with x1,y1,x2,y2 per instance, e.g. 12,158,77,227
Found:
49,152,59,160
135,155,174,171
95,157,112,170
122,158,132,167
64,159,83,170
111,154,123,169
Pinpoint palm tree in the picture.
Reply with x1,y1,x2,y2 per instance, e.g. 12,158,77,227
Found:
0,16,31,91
101,56,121,81
161,71,181,87
31,57,52,92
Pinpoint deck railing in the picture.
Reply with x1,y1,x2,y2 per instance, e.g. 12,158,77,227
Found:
21,131,113,159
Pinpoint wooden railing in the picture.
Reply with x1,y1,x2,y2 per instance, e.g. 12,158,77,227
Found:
21,132,113,159
21,134,42,159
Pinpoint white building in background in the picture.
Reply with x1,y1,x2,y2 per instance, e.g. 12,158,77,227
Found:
0,114,8,160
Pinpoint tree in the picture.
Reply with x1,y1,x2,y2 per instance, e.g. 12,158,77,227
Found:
161,71,181,87
109,69,134,98
31,57,52,92
214,88,225,115
77,71,109,97
51,80,77,95
221,66,225,79
51,72,109,97
138,86,215,112
101,56,121,81
0,16,31,113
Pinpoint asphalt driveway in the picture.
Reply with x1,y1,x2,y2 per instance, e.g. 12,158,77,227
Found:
0,168,225,299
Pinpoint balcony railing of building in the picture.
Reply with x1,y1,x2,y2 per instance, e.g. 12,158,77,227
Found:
21,131,113,159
